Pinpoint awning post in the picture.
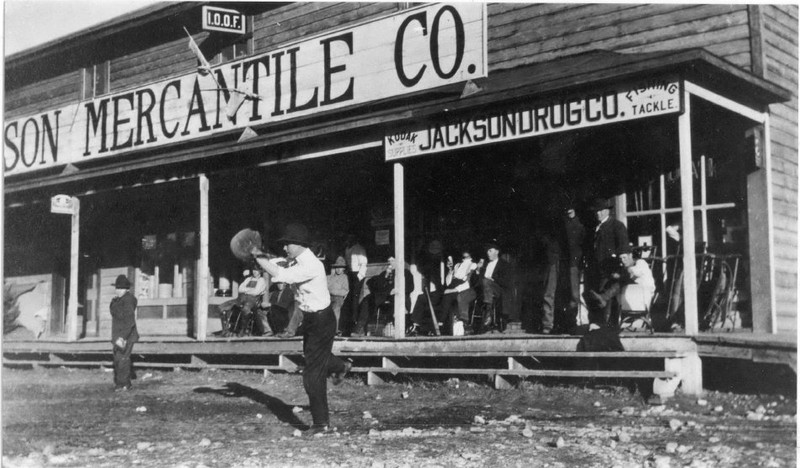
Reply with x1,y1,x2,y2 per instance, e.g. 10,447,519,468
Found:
393,162,406,338
196,175,210,341
679,92,699,335
66,197,80,341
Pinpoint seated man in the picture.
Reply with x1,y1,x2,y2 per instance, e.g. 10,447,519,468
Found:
266,280,296,337
353,257,413,337
220,268,268,336
586,247,655,316
441,250,478,334
477,240,511,333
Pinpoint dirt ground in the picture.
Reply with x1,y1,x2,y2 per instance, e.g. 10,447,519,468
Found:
1,366,796,468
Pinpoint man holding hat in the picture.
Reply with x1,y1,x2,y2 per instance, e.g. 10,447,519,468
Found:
584,197,631,326
110,274,139,392
252,223,351,434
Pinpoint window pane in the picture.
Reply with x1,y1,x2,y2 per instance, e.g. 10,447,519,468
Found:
626,178,660,212
705,154,745,206
95,61,109,96
82,68,93,100
221,45,234,62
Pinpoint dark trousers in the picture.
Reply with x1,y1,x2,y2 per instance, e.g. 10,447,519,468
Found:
568,265,581,313
301,306,347,427
541,262,558,331
586,267,620,326
346,272,363,328
113,339,135,388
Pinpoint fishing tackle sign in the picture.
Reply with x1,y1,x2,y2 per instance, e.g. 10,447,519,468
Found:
385,78,682,161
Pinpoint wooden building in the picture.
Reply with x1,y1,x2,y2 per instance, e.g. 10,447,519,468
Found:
4,2,797,342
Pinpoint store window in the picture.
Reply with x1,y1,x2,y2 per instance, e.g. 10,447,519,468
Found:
81,60,110,99
209,16,254,65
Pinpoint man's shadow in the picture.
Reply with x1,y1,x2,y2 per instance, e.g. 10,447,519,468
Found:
194,382,309,430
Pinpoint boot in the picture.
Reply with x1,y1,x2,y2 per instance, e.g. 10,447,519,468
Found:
497,315,507,333
481,303,493,332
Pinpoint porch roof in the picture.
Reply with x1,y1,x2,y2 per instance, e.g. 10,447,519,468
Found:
4,49,791,196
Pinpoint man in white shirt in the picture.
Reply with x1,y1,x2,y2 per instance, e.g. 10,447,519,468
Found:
253,223,351,435
344,234,368,334
442,250,478,333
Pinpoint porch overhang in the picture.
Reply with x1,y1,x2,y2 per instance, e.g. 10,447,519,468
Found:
4,49,791,196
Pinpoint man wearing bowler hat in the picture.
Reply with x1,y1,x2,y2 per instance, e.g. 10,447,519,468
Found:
110,274,139,392
252,223,351,434
477,239,511,333
584,197,630,327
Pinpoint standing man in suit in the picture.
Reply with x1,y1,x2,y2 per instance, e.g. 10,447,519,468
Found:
584,198,630,326
344,234,368,335
563,205,586,328
110,274,139,392
478,239,511,333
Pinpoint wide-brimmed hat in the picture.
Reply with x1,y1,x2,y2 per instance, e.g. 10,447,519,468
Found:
277,223,311,247
589,197,613,211
484,239,500,251
113,275,131,289
331,256,347,268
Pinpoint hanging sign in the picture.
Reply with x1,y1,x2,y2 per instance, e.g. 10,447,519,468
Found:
385,76,682,161
50,194,75,215
4,3,487,177
202,6,246,34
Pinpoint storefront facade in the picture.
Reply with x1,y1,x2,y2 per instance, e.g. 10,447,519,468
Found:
4,3,796,340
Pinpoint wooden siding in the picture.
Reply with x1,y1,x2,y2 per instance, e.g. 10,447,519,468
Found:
253,2,398,52
762,5,798,334
486,3,751,69
5,70,81,120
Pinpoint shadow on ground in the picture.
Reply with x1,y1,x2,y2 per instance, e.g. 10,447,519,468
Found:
194,382,309,430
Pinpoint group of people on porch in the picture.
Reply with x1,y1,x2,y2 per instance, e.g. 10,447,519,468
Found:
218,196,655,338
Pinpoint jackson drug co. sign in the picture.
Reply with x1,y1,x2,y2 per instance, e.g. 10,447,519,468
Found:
4,3,486,176
385,77,682,161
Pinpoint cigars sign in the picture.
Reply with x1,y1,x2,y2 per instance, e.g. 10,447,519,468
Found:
385,77,683,161
4,4,486,176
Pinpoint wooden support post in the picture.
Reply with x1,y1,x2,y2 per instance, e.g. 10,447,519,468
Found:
665,353,703,396
393,163,406,338
190,355,207,368
678,92,699,335
196,175,210,341
66,197,80,341
368,371,387,385
494,374,514,390
279,354,301,372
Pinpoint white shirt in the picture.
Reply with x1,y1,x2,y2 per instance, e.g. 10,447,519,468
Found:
627,259,656,293
345,243,368,279
484,259,498,281
270,248,331,312
239,276,267,296
446,260,477,293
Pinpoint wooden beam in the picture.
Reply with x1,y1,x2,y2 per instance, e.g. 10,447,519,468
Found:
393,162,406,338
679,91,699,335
66,197,80,341
196,175,210,341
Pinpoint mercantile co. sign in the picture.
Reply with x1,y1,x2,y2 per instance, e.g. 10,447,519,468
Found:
4,3,486,176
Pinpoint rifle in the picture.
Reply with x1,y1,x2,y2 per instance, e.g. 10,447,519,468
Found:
424,286,441,336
